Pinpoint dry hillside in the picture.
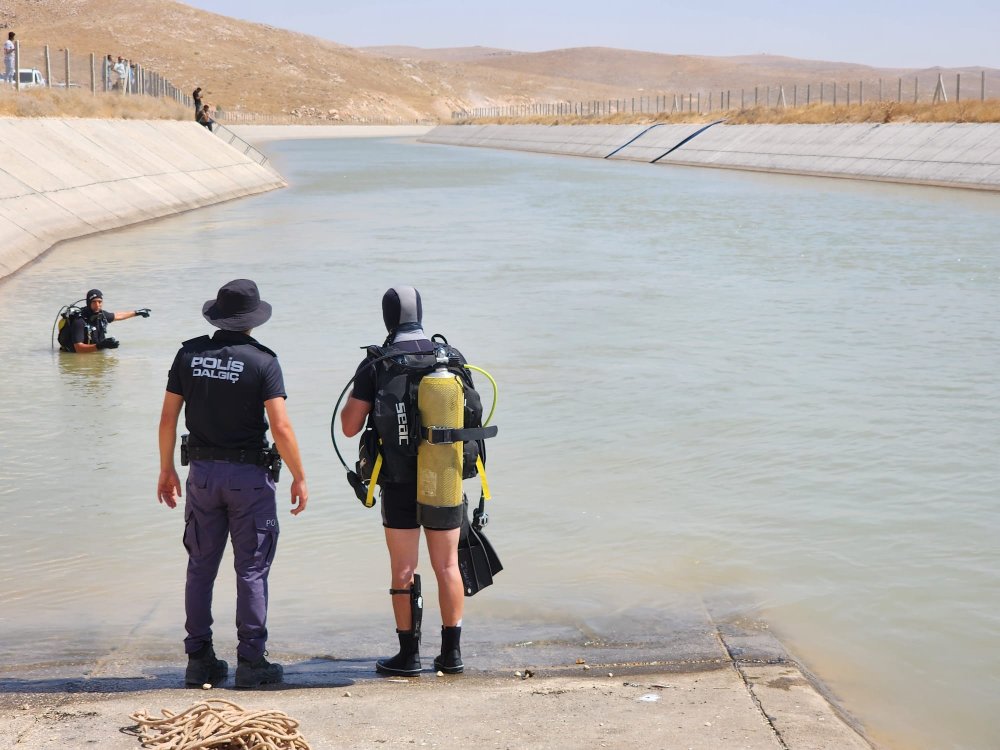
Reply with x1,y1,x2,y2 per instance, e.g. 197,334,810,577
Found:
2,0,997,121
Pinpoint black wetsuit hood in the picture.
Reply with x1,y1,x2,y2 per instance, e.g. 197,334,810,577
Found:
382,286,422,333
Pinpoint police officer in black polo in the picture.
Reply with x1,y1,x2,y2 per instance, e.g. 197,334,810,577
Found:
156,279,309,689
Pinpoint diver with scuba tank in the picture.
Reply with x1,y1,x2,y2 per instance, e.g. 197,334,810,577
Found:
339,286,499,676
56,288,150,353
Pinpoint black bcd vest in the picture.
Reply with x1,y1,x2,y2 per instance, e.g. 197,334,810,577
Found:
360,342,485,485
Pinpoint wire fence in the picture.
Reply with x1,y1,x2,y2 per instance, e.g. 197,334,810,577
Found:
2,41,439,128
453,71,999,120
3,41,195,108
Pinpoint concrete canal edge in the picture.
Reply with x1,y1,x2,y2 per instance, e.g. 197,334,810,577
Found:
0,118,286,281
421,122,1000,191
0,608,879,748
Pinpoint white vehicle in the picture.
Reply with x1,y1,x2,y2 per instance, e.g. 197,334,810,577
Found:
16,69,46,87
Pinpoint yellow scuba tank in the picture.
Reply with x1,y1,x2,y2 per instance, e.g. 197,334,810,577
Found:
417,360,465,512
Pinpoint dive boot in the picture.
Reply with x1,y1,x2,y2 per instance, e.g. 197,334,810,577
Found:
184,643,228,687
235,653,284,688
375,630,421,676
433,626,464,674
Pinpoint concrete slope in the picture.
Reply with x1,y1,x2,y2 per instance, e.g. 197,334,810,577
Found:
0,612,875,749
0,118,286,280
661,122,1000,189
421,123,1000,191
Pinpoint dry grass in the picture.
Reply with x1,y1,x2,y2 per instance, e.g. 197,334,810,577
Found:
0,87,190,119
725,99,1000,124
464,99,1000,126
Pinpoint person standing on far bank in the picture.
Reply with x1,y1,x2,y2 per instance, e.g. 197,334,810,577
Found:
157,279,309,688
4,32,15,84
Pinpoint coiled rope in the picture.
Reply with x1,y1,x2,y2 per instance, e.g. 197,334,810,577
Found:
130,699,312,750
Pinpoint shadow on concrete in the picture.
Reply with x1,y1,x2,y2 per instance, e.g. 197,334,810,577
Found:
0,657,366,697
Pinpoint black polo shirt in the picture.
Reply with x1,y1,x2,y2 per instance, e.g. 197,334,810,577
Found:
166,330,286,450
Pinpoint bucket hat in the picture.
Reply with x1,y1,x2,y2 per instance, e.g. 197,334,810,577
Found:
202,279,272,331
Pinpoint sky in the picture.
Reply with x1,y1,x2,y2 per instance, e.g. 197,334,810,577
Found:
177,0,1000,69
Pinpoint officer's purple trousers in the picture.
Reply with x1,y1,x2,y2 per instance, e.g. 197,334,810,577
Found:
183,460,279,662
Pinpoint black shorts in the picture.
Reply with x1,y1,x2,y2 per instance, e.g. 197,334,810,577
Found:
380,482,464,531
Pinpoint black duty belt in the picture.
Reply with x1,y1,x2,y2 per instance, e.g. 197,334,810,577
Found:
187,446,269,465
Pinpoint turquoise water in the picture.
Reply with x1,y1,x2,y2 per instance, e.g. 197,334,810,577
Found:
1,136,998,749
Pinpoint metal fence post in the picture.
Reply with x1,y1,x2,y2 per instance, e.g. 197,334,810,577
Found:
13,41,18,91
956,73,961,103
820,81,824,105
833,82,837,106
64,47,69,88
44,45,50,89
847,82,851,106
90,52,95,94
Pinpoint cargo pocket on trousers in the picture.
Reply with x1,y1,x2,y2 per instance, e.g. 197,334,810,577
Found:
183,508,200,556
255,514,279,566
188,462,209,490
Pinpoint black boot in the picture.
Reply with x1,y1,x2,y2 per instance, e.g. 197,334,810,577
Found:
235,653,284,688
433,626,464,674
184,642,228,687
376,630,421,676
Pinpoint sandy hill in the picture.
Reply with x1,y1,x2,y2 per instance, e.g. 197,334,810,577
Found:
4,0,998,120
363,45,521,63
432,46,1000,100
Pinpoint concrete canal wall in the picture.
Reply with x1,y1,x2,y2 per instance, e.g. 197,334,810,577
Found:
0,118,285,280
422,122,1000,191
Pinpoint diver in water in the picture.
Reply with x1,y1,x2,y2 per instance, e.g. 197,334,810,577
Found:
59,289,150,353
